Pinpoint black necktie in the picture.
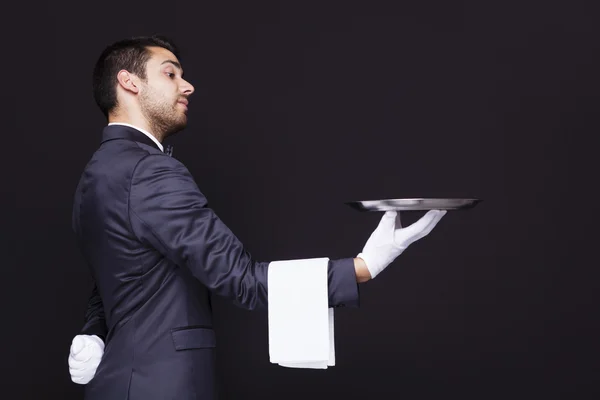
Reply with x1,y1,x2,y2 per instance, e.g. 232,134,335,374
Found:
165,145,173,157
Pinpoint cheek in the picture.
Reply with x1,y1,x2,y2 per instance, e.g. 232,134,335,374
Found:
157,87,177,105
151,81,176,95
165,84,180,101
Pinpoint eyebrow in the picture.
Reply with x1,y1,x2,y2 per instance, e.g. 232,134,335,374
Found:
160,60,184,77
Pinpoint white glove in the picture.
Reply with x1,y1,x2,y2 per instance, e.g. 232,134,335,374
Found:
357,210,447,278
68,334,105,384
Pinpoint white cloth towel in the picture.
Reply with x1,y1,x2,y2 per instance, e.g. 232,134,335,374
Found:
267,257,335,369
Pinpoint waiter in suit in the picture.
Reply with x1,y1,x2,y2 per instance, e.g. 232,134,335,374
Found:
67,35,446,400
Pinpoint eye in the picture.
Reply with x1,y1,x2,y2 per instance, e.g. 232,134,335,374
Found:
166,72,175,78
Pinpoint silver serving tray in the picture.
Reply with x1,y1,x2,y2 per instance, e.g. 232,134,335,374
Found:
345,198,481,212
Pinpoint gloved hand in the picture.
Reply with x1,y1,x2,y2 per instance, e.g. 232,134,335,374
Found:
68,334,104,384
357,210,447,279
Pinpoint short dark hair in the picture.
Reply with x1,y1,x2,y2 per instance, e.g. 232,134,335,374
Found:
92,35,180,118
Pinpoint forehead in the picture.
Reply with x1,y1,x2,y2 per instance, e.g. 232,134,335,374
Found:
146,46,181,68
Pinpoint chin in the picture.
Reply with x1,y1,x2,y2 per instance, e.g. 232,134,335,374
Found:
165,119,187,137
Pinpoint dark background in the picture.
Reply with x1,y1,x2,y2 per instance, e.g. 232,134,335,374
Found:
6,0,599,399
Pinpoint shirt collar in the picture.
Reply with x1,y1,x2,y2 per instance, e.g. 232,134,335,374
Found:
107,122,164,152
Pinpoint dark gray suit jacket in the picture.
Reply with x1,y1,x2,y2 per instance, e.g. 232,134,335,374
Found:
73,124,360,399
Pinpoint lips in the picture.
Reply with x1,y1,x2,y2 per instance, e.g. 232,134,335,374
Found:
177,99,188,111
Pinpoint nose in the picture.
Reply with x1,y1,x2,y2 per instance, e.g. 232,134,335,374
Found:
181,78,195,96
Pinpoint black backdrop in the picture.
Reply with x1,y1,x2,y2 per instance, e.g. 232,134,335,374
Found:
6,1,599,399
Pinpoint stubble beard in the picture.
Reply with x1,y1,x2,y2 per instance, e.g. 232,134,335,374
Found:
140,87,187,141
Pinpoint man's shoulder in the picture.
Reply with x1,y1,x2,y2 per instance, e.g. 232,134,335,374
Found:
83,139,179,180
94,139,173,166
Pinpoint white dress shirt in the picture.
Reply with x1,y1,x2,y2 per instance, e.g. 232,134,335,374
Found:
107,122,164,152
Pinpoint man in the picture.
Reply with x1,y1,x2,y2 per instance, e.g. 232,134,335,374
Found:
67,35,446,400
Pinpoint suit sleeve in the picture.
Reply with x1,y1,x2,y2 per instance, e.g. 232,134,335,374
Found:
128,154,359,310
80,282,108,341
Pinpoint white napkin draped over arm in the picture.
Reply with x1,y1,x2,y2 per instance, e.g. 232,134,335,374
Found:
267,257,335,369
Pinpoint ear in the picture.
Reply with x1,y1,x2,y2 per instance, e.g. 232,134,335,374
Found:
116,70,140,94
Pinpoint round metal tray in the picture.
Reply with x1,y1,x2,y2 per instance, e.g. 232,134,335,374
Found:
345,198,481,212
